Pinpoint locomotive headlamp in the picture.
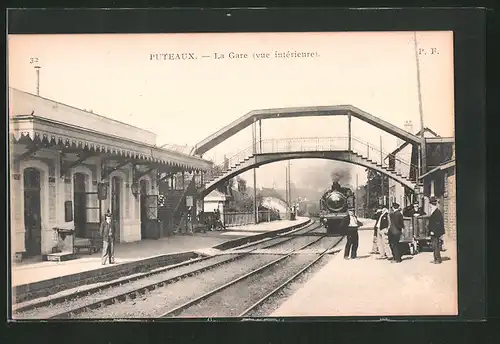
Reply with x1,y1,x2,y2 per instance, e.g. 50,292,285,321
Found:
325,191,346,212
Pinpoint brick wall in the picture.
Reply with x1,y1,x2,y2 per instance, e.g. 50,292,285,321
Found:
443,170,456,239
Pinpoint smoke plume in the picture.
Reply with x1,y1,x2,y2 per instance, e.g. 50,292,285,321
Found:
295,160,353,198
330,165,352,185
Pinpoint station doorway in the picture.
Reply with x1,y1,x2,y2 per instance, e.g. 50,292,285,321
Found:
111,176,121,242
23,168,42,256
73,173,87,237
140,180,148,239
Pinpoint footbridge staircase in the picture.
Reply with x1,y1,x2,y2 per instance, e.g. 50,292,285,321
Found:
198,137,419,198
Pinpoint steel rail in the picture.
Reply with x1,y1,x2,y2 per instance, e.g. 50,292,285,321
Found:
12,255,210,313
37,221,321,319
238,236,344,317
14,220,316,315
158,233,328,318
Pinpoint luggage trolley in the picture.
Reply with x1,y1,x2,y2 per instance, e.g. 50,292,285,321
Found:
399,217,418,255
413,215,431,253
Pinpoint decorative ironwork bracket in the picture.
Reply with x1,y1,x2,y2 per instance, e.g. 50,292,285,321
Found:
15,144,42,163
134,166,155,183
101,159,133,180
60,152,96,178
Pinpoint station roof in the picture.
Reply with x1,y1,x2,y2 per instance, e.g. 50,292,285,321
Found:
384,127,440,160
9,88,213,171
191,105,423,156
419,160,456,179
205,190,227,201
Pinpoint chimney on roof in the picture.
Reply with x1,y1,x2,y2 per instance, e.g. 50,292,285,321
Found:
397,120,415,146
404,120,414,134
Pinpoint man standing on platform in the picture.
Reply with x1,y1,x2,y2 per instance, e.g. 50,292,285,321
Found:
388,203,404,263
100,210,115,265
428,196,445,264
371,207,382,254
342,208,363,260
375,206,391,259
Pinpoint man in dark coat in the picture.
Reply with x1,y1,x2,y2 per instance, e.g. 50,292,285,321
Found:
342,208,363,259
100,210,115,265
428,196,445,264
388,203,404,263
406,202,426,217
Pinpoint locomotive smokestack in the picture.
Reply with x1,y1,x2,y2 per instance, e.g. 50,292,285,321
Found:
330,165,352,185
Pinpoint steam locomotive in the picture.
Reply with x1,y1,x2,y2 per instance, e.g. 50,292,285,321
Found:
319,181,355,234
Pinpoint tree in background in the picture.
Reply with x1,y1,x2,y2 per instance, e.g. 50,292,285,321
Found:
224,176,254,212
365,169,389,216
237,177,247,194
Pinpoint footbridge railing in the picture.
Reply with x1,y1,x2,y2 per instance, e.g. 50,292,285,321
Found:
204,137,419,183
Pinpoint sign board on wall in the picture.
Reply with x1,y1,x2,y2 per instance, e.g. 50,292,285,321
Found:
186,196,193,207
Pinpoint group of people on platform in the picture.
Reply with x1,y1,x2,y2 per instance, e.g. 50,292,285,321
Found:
197,208,226,232
342,196,446,264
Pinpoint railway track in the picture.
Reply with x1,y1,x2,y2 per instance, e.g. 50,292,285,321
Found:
13,220,326,319
159,235,343,318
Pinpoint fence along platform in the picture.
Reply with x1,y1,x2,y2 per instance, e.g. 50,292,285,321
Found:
224,211,291,228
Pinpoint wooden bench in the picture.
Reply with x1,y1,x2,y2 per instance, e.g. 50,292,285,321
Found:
73,223,102,254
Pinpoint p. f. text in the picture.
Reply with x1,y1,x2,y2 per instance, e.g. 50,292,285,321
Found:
150,53,197,61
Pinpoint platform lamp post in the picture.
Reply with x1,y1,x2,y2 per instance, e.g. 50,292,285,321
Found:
97,180,109,222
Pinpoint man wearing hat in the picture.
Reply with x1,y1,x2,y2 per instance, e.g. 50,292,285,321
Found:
388,202,404,263
375,205,392,259
100,210,116,265
428,196,445,264
408,201,427,217
341,208,363,259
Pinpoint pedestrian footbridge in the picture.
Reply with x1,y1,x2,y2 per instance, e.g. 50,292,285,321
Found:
198,136,418,198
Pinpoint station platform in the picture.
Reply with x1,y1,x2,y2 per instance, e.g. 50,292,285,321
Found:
11,217,310,303
271,229,458,317
221,217,311,237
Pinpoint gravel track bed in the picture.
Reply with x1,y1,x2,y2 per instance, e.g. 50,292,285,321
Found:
173,254,318,317
245,254,335,317
301,236,343,251
14,255,236,319
247,237,292,250
268,235,322,252
241,225,320,251
71,254,278,319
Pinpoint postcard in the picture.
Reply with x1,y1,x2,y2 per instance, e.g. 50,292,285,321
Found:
8,30,457,319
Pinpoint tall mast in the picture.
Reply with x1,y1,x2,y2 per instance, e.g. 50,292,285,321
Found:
413,32,427,176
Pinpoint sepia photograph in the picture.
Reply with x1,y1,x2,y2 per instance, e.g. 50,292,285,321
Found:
8,30,457,320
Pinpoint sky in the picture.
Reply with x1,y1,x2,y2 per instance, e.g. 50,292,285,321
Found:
8,31,454,191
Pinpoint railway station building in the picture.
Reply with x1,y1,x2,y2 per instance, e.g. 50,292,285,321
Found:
419,158,456,239
385,120,456,239
9,88,213,260
385,121,441,208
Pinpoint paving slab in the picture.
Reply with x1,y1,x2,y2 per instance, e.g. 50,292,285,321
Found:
271,229,458,317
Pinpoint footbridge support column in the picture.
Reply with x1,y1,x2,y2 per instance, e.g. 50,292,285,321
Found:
252,117,258,224
348,113,352,151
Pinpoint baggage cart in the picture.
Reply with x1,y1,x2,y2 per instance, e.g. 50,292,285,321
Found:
414,215,431,252
399,217,418,255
